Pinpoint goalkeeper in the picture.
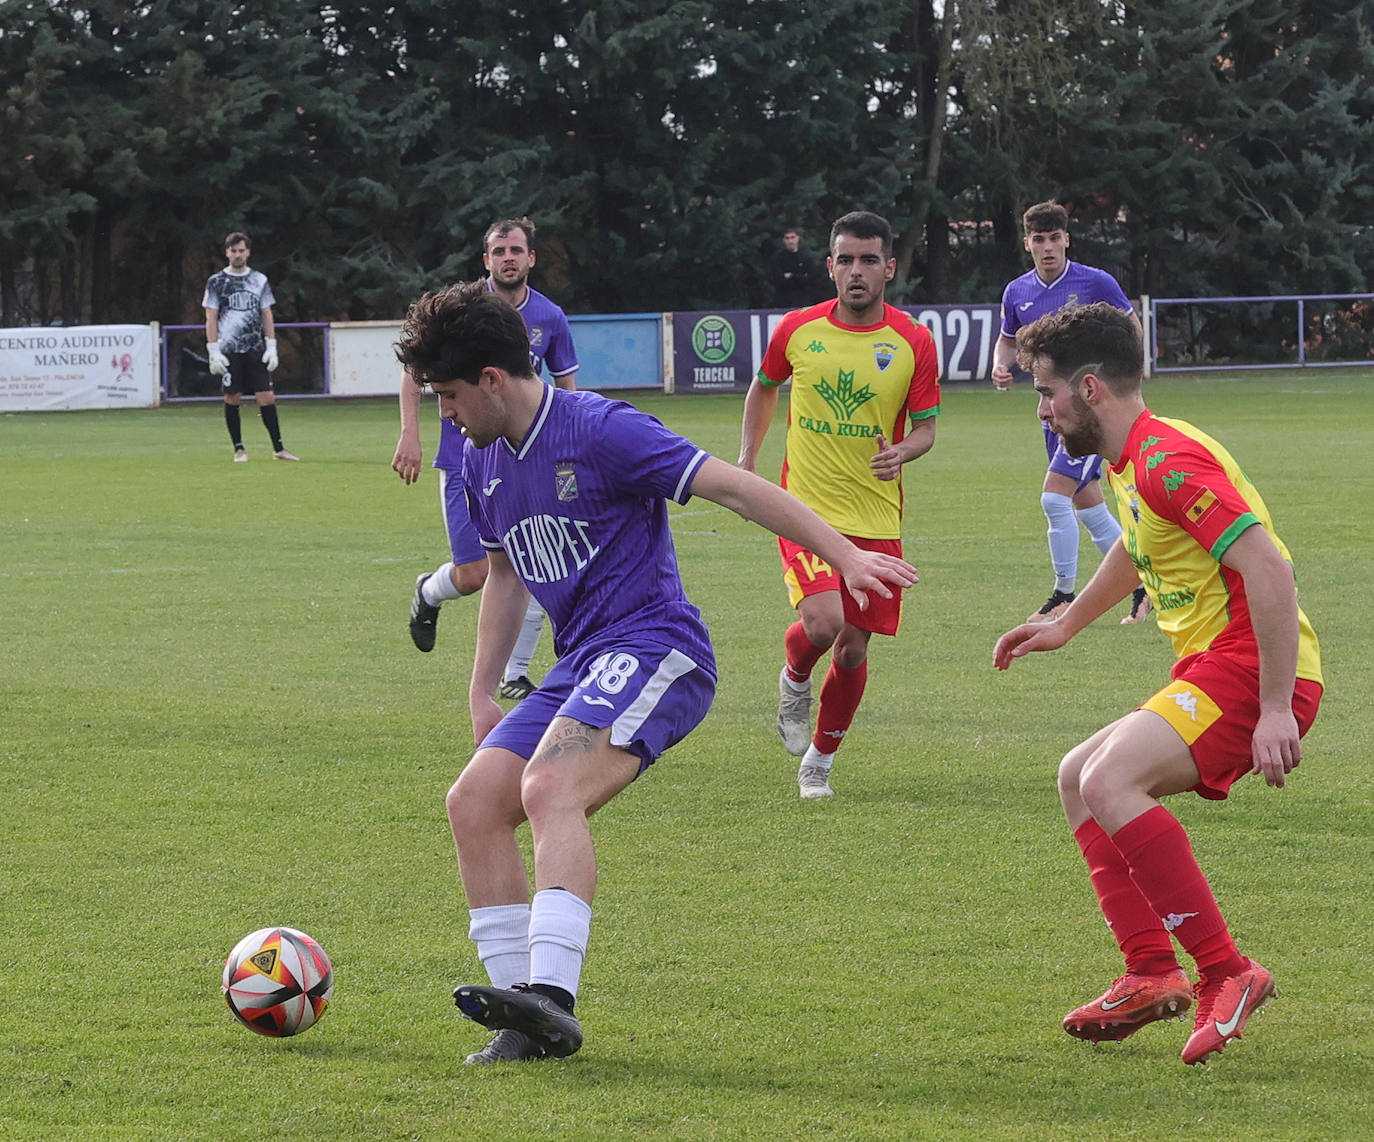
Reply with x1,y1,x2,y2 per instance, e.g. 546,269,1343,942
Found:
202,231,298,462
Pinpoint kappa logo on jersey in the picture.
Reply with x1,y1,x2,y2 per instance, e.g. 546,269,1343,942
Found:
815,368,876,421
806,340,827,353
555,463,578,502
873,342,899,372
1182,486,1220,525
1162,469,1194,498
1169,690,1200,720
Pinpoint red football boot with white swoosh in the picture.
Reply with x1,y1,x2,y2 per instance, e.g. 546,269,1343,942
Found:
1182,959,1276,1065
1063,968,1194,1042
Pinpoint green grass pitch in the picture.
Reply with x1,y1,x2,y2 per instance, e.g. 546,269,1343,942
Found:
1,371,1370,1140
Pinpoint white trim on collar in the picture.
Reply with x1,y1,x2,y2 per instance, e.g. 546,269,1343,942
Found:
504,383,556,460
1036,260,1074,290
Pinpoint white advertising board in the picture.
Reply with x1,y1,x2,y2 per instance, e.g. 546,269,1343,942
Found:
0,324,158,410
329,321,403,397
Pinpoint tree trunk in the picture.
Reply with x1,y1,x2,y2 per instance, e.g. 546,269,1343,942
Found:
0,253,16,328
894,0,953,296
60,250,77,326
91,207,113,324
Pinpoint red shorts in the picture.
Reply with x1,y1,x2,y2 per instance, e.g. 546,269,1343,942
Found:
778,534,904,637
1138,650,1324,800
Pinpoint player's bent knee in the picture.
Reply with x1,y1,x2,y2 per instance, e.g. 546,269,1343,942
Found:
1057,753,1083,796
800,614,843,649
831,640,868,672
519,758,588,820
451,559,489,596
1075,754,1128,821
448,759,522,834
445,777,478,832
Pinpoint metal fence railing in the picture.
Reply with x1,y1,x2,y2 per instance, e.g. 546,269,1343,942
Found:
1150,294,1374,373
160,322,331,401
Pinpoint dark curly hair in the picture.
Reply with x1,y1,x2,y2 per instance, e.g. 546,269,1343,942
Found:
394,281,533,387
1015,302,1142,394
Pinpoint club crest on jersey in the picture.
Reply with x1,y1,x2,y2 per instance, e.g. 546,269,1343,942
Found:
555,463,579,502
873,342,898,372
1125,484,1141,523
528,326,545,347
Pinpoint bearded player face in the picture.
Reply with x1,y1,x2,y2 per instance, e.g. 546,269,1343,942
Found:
483,227,535,293
1032,359,1105,458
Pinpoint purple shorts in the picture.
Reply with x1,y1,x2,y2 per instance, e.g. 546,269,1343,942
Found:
438,466,488,567
480,635,717,773
1042,421,1104,491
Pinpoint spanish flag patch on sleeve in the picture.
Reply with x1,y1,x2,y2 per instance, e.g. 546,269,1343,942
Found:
1183,486,1219,525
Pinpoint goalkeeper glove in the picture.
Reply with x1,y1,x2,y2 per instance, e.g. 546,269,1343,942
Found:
207,342,229,376
262,338,279,372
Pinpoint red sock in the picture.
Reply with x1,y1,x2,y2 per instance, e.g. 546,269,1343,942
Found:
813,658,866,753
1112,806,1246,982
1073,819,1179,976
784,620,827,683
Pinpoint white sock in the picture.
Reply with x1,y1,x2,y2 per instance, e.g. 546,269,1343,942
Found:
504,598,545,680
528,888,592,999
423,562,464,607
1076,502,1121,556
782,670,809,692
467,903,531,990
801,744,835,770
1041,492,1078,592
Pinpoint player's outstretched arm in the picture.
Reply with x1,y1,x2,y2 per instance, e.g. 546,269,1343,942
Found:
392,370,425,484
469,550,531,743
737,378,780,474
993,541,1139,669
1221,524,1303,786
689,456,918,610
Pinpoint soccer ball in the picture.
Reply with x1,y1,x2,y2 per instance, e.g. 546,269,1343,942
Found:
222,926,334,1037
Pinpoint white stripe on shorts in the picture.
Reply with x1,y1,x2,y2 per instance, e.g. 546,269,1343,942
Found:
610,649,699,748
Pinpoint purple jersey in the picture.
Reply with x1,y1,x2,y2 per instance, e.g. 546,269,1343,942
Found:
463,387,716,672
999,260,1133,339
435,284,580,469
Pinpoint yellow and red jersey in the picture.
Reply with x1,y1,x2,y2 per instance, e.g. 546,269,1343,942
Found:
758,300,940,539
1108,410,1322,684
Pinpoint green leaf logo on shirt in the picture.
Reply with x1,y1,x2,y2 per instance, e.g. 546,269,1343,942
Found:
815,369,875,421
